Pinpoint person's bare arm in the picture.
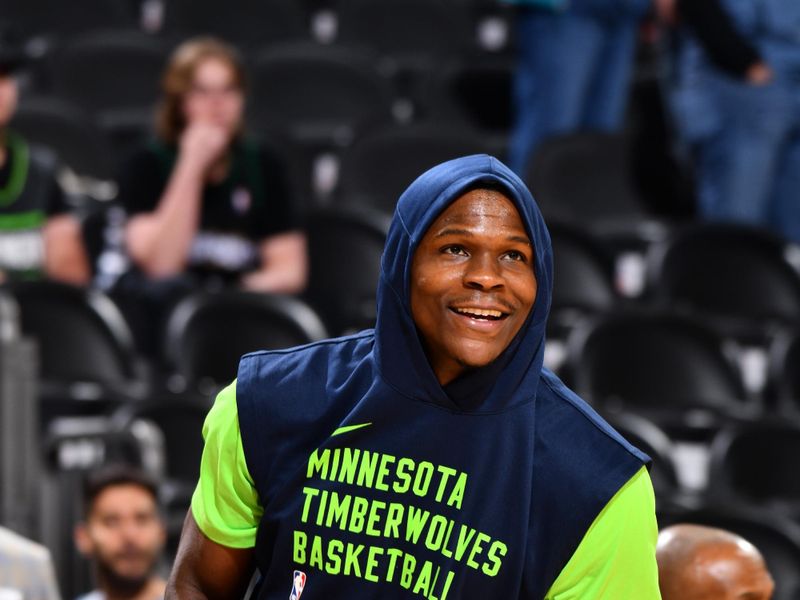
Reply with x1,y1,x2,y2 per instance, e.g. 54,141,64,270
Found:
125,124,228,279
240,231,308,294
167,511,254,599
42,214,91,285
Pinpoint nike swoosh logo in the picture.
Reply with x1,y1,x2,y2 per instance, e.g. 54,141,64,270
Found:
331,422,373,437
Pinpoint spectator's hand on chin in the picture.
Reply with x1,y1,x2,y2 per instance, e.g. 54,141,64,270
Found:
179,121,231,174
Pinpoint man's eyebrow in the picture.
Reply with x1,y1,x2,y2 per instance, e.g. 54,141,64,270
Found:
434,228,532,245
434,227,473,239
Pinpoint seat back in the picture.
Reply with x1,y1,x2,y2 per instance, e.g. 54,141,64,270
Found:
4,281,136,386
338,124,489,213
568,311,746,410
429,56,515,134
649,223,800,327
11,97,116,179
337,0,471,68
250,42,394,145
163,0,309,49
305,207,389,335
602,410,680,497
164,291,328,389
50,31,168,116
0,0,134,40
708,423,800,507
768,330,800,410
549,221,619,318
525,132,649,225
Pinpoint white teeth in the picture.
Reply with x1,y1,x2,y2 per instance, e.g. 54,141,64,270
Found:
455,307,503,318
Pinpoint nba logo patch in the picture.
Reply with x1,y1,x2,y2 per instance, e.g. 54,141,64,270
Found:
289,570,306,599
231,187,252,214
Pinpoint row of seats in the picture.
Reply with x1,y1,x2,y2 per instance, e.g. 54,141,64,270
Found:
1,0,516,53
8,214,800,392
12,47,515,186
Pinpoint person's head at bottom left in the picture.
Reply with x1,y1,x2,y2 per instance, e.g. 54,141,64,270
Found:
74,464,167,599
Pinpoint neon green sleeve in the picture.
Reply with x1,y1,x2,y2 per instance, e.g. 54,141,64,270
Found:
545,466,661,599
190,380,263,548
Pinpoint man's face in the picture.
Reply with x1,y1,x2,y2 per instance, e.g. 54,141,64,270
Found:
410,188,537,385
0,73,19,128
75,484,165,589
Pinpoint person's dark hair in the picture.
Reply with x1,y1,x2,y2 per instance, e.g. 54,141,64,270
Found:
83,464,159,518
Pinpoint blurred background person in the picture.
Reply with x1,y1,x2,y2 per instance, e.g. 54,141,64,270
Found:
657,523,775,600
113,36,306,353
0,35,90,285
73,465,167,600
0,525,61,600
506,0,651,176
664,0,800,241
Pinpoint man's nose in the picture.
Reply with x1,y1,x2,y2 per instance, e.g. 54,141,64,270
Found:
464,253,504,290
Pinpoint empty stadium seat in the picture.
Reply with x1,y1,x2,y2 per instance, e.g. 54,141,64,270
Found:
48,31,168,121
163,291,328,393
567,310,751,431
602,410,680,498
549,221,620,329
249,42,394,147
0,0,135,41
768,330,800,411
163,0,309,49
707,421,800,518
524,132,658,233
111,394,210,505
3,281,140,391
11,96,117,180
337,0,472,72
305,206,390,336
428,56,515,135
337,124,489,214
648,223,800,336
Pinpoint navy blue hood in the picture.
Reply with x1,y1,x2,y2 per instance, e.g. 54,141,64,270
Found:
375,154,553,413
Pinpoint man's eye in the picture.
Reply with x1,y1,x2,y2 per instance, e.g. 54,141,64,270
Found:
504,250,526,262
443,245,468,256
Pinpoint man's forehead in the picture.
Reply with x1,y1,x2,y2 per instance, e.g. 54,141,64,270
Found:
434,189,527,228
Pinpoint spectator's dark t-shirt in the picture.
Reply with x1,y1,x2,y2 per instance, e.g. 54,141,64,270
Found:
0,131,67,278
118,139,299,282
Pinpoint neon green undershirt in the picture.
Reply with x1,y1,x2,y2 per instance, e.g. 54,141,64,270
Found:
192,384,661,597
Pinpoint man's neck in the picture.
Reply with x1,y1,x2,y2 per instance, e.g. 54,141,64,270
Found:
100,577,166,600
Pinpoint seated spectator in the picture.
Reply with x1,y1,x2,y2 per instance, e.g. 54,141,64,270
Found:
120,37,305,292
73,465,167,600
0,40,90,285
664,0,800,242
657,523,774,600
115,36,306,354
0,525,61,600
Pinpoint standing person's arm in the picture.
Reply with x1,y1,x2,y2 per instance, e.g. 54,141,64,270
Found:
675,0,772,84
125,124,229,278
167,381,263,598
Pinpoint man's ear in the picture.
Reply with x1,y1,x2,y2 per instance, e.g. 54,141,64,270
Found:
74,522,93,556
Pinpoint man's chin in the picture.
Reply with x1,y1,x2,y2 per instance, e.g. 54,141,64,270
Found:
99,561,154,595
